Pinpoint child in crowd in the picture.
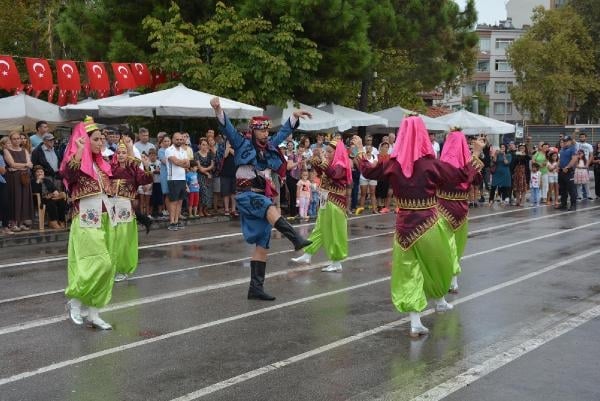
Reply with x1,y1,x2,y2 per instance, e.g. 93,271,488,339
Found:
574,150,590,199
148,148,163,217
138,153,153,218
530,162,541,206
296,170,312,222
308,169,321,218
186,160,200,217
547,152,559,206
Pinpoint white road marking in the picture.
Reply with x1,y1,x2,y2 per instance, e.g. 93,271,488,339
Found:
1,205,593,305
409,304,600,401
1,241,599,389
1,219,599,336
0,203,563,270
167,248,600,400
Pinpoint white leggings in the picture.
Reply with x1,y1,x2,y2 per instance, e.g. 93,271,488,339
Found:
540,173,549,199
298,196,310,218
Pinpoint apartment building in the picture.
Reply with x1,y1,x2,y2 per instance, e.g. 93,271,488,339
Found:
440,20,525,124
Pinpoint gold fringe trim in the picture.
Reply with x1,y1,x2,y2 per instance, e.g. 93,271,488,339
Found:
395,196,436,210
436,189,469,201
396,213,439,250
438,204,467,231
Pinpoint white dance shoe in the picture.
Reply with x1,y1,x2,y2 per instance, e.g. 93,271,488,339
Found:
66,299,84,326
85,308,113,330
409,324,430,338
291,253,312,264
321,261,342,273
435,298,454,313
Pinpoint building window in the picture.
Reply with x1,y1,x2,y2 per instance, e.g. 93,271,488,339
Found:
495,39,514,50
494,81,513,94
476,81,488,94
495,60,512,72
479,38,491,52
494,102,512,115
477,60,490,72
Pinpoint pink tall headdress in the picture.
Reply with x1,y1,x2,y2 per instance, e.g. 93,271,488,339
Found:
330,140,352,185
59,120,112,190
440,131,472,190
390,115,435,178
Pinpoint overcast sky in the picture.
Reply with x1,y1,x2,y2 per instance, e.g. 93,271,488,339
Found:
455,0,507,25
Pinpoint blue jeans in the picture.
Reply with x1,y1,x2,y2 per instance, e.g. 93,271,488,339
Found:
530,187,540,205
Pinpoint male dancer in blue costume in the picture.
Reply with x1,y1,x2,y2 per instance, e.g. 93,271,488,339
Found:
211,97,312,301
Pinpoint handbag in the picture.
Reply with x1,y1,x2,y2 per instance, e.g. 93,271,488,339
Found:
20,171,31,186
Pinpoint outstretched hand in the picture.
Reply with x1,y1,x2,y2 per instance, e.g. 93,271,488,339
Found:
293,110,312,120
210,97,221,111
351,135,364,152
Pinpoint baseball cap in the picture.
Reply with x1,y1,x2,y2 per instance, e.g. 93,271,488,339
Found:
563,135,572,141
42,133,55,141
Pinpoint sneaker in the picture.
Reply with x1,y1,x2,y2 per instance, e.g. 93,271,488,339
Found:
409,325,429,338
168,223,178,231
114,273,128,282
176,222,185,229
380,207,390,214
321,262,342,273
162,210,169,216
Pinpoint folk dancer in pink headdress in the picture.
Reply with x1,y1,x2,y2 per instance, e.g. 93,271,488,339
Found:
291,137,352,272
109,137,154,283
210,97,312,301
60,116,115,330
355,116,484,338
438,130,478,294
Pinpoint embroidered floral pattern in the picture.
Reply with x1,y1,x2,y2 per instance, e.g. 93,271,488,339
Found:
80,208,100,225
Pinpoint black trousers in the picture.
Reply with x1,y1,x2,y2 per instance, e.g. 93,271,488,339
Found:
558,170,577,207
286,175,299,217
595,168,600,198
43,199,67,222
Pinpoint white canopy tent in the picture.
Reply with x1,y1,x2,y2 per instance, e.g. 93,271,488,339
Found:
372,106,451,132
98,83,263,119
434,109,515,135
0,93,65,131
60,92,137,119
265,101,352,132
317,103,387,127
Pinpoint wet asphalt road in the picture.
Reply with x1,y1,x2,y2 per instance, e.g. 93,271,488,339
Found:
1,201,600,401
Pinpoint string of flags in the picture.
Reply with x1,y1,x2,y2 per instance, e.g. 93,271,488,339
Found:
0,55,169,106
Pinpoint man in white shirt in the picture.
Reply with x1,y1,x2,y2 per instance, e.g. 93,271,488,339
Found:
429,132,440,158
165,132,190,230
134,127,156,156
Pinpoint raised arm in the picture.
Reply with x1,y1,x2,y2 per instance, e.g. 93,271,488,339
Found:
270,110,312,147
210,97,245,150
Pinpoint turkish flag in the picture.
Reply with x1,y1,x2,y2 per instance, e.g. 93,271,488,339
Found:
85,62,110,92
130,63,152,87
0,55,22,90
151,70,167,89
25,58,53,91
56,89,68,106
56,60,81,91
111,63,137,93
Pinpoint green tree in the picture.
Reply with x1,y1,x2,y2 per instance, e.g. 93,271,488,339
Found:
568,0,600,121
144,2,321,107
507,6,597,124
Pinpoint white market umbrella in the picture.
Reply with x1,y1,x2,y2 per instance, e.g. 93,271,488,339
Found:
98,83,263,119
435,109,515,135
60,92,137,119
265,101,352,132
372,106,450,131
317,103,387,127
0,93,65,131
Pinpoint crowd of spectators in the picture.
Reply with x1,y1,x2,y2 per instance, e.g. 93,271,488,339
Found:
0,121,599,235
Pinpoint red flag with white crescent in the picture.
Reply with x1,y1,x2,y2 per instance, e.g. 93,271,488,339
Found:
25,57,53,92
130,62,152,87
57,89,68,106
85,62,110,92
56,60,81,91
111,63,137,91
0,55,22,90
151,70,167,89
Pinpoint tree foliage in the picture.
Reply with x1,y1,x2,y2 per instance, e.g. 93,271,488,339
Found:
144,2,320,107
507,6,597,124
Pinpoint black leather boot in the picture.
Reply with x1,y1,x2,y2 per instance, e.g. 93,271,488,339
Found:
136,211,153,235
247,260,276,301
273,217,311,250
